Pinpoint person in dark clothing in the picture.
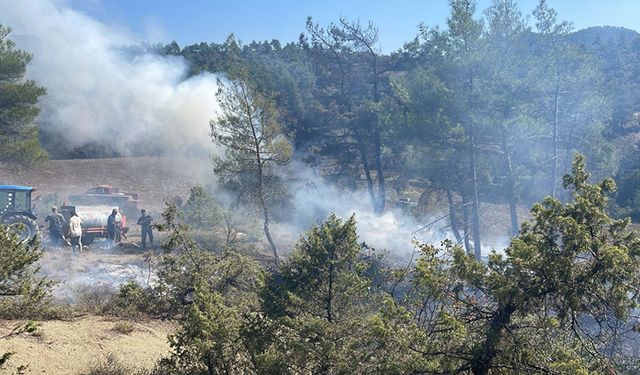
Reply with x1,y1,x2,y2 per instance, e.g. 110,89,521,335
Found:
45,206,66,247
107,208,119,248
137,209,153,249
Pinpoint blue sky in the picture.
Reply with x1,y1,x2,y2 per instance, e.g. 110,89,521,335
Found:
69,0,640,52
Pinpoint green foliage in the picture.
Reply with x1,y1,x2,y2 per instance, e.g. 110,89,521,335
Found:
104,202,264,321
144,158,640,373
210,77,292,194
262,214,370,320
154,283,254,375
4,2,637,372
211,76,292,263
105,281,158,319
19,320,40,334
407,154,640,374
146,203,264,374
0,25,47,167
304,17,395,213
249,214,423,373
182,186,222,231
0,224,53,319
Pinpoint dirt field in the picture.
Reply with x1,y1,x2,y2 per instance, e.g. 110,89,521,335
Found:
0,316,175,374
0,156,215,213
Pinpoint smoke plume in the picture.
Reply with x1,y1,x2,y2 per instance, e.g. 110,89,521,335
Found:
277,161,455,261
1,0,220,156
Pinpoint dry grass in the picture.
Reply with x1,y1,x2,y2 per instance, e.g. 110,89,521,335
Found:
81,353,144,375
111,321,135,335
0,316,175,375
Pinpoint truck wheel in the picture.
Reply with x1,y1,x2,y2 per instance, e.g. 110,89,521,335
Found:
4,215,39,243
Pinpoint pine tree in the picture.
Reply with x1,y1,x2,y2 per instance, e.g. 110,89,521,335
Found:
0,224,52,318
210,78,292,265
0,25,47,167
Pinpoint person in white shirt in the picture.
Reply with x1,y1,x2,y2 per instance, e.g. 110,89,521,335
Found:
68,210,83,254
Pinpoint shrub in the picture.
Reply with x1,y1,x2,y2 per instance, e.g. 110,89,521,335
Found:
82,354,147,375
111,321,135,335
0,225,54,319
73,284,118,314
104,281,158,319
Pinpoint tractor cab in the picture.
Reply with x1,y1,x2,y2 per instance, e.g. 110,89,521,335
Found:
0,185,38,241
0,185,34,216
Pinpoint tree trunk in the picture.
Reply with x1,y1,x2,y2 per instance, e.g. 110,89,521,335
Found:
465,70,481,259
356,138,376,211
371,57,385,215
551,76,560,199
462,194,472,255
447,189,463,244
471,303,516,375
469,121,482,260
501,132,519,237
262,210,279,265
373,128,385,214
256,155,279,265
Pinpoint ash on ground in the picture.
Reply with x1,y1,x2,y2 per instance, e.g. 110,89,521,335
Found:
39,239,155,303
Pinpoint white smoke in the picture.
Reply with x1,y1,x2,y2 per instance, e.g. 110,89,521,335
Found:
276,161,455,261
1,0,220,155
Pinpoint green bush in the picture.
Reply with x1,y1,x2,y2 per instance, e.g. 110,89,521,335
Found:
0,224,55,319
104,281,158,319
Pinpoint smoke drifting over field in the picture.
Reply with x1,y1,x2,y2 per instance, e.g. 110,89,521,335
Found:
0,0,220,156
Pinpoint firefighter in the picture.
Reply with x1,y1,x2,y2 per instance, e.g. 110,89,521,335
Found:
107,208,119,247
45,206,66,247
137,209,153,249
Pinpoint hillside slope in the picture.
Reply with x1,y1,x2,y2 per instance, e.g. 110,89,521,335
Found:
0,157,214,212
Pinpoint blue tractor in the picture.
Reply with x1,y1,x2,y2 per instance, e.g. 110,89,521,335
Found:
0,185,39,242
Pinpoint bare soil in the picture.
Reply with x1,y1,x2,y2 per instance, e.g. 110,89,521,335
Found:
0,316,175,374
0,156,214,213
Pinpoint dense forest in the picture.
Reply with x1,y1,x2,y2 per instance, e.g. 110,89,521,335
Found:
4,0,640,373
